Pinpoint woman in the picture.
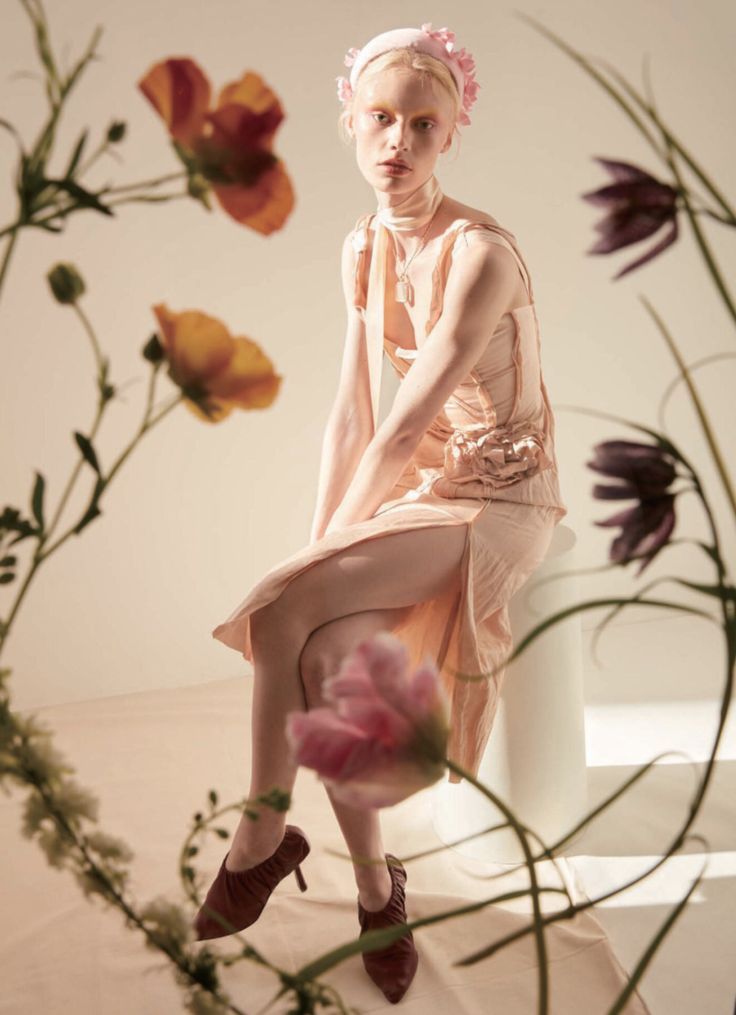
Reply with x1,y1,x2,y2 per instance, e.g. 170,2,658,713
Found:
194,24,567,1004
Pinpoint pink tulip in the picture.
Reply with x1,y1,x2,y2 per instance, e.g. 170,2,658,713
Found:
285,632,450,808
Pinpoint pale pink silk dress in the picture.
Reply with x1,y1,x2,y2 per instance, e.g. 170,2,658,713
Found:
212,212,568,785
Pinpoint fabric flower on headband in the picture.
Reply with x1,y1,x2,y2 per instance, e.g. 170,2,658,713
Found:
335,23,480,127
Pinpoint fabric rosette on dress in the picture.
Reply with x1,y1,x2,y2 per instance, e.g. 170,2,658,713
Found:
430,418,553,499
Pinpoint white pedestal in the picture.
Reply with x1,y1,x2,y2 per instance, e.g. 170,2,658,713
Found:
431,523,587,863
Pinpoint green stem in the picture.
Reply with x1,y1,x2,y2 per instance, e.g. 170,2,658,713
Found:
648,98,736,330
41,390,183,562
444,757,550,1014
640,295,736,525
0,365,182,659
0,224,21,296
602,55,736,224
453,481,734,1007
516,13,736,223
103,171,187,195
12,748,245,1014
44,304,107,540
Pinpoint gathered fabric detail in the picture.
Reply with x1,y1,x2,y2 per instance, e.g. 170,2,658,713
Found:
430,417,553,500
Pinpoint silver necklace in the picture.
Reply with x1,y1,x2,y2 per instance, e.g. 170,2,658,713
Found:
389,205,441,304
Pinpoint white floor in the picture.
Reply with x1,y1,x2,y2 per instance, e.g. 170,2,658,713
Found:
1,611,733,1013
571,611,736,1015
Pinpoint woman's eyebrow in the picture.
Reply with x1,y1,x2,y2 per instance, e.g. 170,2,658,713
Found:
369,104,439,116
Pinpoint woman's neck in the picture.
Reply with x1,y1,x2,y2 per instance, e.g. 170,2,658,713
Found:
374,174,445,234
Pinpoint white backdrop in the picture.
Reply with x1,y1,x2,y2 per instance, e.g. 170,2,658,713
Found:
1,0,734,708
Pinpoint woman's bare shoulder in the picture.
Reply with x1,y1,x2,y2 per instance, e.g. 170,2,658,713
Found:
442,196,501,229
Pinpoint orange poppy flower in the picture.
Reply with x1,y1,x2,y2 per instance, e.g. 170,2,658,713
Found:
152,303,282,423
138,58,294,233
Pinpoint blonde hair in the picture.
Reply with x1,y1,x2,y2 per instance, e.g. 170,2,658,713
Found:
337,47,462,159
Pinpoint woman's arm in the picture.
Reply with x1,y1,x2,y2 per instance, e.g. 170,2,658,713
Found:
325,241,521,534
309,407,371,542
309,230,374,543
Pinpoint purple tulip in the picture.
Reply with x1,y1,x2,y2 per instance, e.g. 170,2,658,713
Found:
587,439,678,575
582,157,679,279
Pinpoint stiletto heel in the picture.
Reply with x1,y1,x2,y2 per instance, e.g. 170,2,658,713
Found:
357,853,419,1004
193,823,311,941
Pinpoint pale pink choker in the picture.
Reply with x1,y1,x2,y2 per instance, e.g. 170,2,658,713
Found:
375,174,445,232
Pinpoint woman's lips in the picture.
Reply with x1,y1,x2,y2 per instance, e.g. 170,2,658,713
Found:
381,163,411,174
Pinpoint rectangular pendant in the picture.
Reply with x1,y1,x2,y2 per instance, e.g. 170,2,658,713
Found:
395,279,410,303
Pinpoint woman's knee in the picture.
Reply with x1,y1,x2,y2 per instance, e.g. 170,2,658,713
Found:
249,596,301,656
299,606,412,702
298,618,359,700
299,634,343,701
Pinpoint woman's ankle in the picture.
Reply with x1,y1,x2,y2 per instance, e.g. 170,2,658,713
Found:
357,863,393,911
230,811,285,859
354,853,391,887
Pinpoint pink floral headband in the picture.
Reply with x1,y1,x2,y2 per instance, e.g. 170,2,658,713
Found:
336,23,479,127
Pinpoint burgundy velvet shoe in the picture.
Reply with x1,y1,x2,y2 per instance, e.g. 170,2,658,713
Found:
357,853,419,1004
193,824,310,941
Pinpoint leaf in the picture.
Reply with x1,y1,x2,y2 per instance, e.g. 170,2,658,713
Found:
659,353,736,431
43,177,115,216
451,595,718,685
674,579,736,604
72,476,104,535
30,471,45,530
514,15,665,160
607,851,707,1014
0,117,28,158
64,129,89,179
74,431,101,474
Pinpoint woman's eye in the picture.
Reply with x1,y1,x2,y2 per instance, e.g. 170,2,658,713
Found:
372,113,434,130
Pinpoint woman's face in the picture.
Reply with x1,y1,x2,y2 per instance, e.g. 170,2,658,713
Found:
349,67,455,200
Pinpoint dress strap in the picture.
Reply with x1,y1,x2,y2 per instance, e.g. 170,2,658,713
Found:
456,222,534,302
350,212,373,314
425,220,534,336
425,224,470,337
458,224,535,422
351,213,534,328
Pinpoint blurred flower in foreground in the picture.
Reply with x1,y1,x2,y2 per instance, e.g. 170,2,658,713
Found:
138,59,294,233
152,303,282,423
286,632,450,809
587,439,678,575
581,157,679,279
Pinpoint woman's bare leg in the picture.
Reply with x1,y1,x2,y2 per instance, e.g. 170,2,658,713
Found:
226,522,467,875
297,606,414,910
224,630,306,871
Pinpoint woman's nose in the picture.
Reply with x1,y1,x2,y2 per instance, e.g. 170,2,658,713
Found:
390,128,408,150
